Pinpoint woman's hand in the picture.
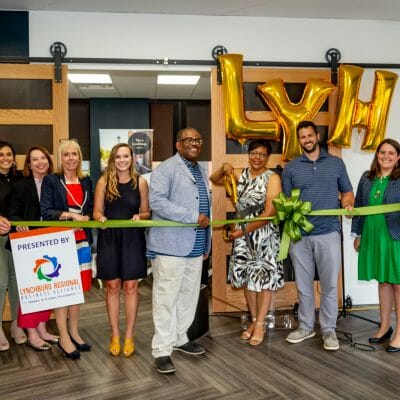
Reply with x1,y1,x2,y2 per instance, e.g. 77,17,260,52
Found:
131,214,140,221
221,162,234,175
16,225,29,232
71,214,90,222
0,217,11,235
228,229,242,240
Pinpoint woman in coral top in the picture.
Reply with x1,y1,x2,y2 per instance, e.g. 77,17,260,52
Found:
41,140,93,359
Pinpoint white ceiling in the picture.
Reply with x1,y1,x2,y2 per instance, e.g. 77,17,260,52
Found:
2,0,400,21
2,0,399,99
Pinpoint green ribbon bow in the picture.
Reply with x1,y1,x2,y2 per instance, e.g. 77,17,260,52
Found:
272,189,315,261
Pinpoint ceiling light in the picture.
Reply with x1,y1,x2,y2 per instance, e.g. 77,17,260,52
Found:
68,73,112,84
157,75,200,85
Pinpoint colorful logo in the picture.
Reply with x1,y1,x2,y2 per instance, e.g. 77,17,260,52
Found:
33,255,62,282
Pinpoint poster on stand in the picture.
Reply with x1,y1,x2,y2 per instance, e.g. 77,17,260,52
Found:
99,128,153,174
10,227,84,314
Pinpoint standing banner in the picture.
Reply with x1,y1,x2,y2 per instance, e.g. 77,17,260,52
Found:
10,227,84,314
99,128,153,173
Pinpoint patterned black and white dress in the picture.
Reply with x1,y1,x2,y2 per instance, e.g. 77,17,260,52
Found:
228,168,284,292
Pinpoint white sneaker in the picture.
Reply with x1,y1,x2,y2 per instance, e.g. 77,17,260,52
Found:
286,328,316,344
322,330,340,351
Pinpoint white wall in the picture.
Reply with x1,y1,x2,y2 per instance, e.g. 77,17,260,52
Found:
29,12,400,63
29,11,400,304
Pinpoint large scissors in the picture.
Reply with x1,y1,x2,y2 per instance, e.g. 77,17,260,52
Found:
223,173,257,259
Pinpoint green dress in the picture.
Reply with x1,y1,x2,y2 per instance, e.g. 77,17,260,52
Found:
358,176,400,283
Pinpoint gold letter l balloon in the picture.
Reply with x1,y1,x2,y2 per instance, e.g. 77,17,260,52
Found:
219,54,280,142
328,65,398,150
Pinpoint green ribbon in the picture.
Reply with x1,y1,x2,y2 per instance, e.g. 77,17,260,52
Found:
271,190,400,261
10,196,400,262
272,189,314,261
10,218,273,229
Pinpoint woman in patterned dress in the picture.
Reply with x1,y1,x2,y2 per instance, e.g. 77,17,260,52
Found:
352,138,400,352
210,139,284,345
41,140,94,359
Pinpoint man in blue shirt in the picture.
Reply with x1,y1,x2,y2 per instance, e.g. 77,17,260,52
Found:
147,127,210,374
282,121,354,351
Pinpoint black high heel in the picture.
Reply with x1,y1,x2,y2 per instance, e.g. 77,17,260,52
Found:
368,326,393,343
57,342,81,359
69,335,91,352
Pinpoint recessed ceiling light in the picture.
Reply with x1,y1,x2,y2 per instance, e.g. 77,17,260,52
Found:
68,73,112,84
157,75,200,85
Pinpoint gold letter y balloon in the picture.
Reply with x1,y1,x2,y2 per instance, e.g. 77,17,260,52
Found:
258,78,334,160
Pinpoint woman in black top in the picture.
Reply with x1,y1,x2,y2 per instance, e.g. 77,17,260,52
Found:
94,143,149,358
9,146,59,350
0,141,27,351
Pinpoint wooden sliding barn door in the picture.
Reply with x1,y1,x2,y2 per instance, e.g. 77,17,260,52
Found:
211,65,340,313
0,63,68,321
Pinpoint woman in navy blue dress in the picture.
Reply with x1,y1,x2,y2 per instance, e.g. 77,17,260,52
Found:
94,143,149,357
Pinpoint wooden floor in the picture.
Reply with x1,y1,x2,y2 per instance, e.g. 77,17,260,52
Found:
1,279,400,400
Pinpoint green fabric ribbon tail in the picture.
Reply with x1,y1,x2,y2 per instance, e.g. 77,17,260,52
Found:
272,189,314,261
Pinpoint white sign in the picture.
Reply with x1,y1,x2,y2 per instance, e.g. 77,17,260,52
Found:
10,227,84,314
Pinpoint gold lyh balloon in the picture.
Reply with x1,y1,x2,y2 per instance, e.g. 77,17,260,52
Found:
219,54,280,142
328,65,398,150
257,78,335,160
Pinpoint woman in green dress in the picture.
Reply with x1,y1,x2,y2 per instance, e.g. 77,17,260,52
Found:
352,138,400,352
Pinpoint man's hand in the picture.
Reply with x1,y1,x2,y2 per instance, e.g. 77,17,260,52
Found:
353,237,360,252
197,214,209,228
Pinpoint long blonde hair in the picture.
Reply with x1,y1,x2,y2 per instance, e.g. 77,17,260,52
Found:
56,140,85,179
104,143,138,202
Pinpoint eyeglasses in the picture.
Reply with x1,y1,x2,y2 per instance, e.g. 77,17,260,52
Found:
178,137,203,145
336,330,376,351
249,151,268,159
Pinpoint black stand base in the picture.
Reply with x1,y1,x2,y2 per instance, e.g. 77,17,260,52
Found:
337,295,380,326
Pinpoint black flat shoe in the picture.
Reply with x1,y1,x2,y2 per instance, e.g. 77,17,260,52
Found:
69,335,91,352
57,342,81,359
368,326,393,343
386,345,400,353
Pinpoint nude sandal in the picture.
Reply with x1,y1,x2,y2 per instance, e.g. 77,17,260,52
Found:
249,321,266,346
240,317,256,340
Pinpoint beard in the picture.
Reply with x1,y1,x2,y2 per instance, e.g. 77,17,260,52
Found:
301,141,319,154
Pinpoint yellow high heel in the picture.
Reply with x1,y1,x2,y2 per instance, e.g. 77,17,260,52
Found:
123,336,135,358
109,336,120,356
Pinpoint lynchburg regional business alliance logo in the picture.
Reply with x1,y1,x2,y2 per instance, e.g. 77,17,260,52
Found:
34,255,62,282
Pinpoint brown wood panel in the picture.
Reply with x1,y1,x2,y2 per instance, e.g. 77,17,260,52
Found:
211,65,340,313
0,63,68,321
150,103,174,161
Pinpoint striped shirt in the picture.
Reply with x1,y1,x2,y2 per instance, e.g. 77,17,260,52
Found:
182,157,210,257
281,149,352,236
146,156,210,259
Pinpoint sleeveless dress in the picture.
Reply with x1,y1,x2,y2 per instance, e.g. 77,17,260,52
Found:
65,183,92,292
228,168,284,292
96,180,147,281
358,176,400,283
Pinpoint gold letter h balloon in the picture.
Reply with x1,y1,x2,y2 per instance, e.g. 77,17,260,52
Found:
328,65,398,150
